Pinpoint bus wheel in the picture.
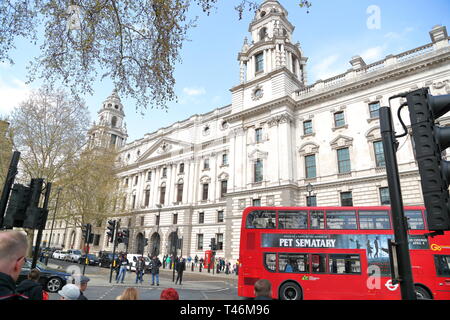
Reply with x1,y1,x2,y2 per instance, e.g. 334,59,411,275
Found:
279,282,302,300
415,285,431,300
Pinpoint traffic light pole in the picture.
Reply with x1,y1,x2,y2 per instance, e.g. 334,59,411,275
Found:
82,224,91,276
31,181,51,269
109,220,119,284
0,151,20,229
380,106,417,300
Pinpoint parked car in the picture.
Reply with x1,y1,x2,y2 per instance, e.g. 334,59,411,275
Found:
66,250,82,262
98,252,119,268
126,254,151,273
17,260,71,293
78,254,99,266
52,250,68,260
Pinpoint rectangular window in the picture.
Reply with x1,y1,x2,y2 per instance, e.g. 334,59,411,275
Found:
359,210,391,229
340,191,353,206
278,210,307,229
379,187,390,205
140,216,145,226
329,254,361,274
132,195,136,209
405,210,425,230
162,168,167,178
110,134,117,147
147,171,152,181
334,111,345,127
326,210,357,229
246,210,276,229
204,159,210,170
199,212,204,224
217,210,224,223
369,101,380,119
155,214,160,226
337,148,351,173
255,128,263,143
255,52,264,73
222,154,228,166
160,186,166,205
310,210,325,229
374,141,385,167
264,253,277,272
252,198,261,207
303,120,313,135
177,183,183,203
216,233,224,250
306,195,317,207
197,234,204,250
93,234,100,246
305,154,316,178
278,253,309,273
220,180,227,198
202,183,209,201
434,255,450,277
125,178,129,186
173,213,178,225
311,254,326,273
144,189,150,207
179,163,184,174
254,159,263,182
134,176,138,186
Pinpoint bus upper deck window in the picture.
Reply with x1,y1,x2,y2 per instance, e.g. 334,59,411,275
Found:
405,210,425,230
326,211,357,229
310,211,325,229
278,211,307,229
246,210,276,229
359,210,390,229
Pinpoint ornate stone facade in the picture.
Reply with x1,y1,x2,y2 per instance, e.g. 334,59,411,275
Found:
40,2,450,262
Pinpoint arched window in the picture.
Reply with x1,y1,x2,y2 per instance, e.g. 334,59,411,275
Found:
259,27,267,41
111,116,118,127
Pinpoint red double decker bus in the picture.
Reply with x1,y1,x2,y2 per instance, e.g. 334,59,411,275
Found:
238,206,450,300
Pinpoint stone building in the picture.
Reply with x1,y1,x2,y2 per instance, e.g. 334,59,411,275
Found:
42,0,450,262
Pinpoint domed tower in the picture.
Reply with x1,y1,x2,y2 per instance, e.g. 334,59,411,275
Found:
88,89,128,149
231,0,308,112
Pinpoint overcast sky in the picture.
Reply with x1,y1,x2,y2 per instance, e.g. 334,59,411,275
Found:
1,0,449,142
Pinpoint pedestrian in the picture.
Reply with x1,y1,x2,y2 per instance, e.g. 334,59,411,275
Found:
135,256,145,284
116,287,139,300
0,230,29,300
150,255,162,286
175,258,185,285
160,288,179,300
58,283,80,300
76,275,90,300
194,255,198,266
116,253,129,284
162,254,166,269
166,255,171,269
16,268,44,300
225,262,230,275
254,279,273,300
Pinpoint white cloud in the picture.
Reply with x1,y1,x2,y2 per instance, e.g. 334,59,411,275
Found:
0,77,32,115
360,46,385,62
311,54,343,81
183,87,206,96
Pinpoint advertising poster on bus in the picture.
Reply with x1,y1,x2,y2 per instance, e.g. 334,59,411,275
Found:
261,233,428,276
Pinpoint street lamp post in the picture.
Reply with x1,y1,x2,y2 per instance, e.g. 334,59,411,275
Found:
153,204,162,257
306,183,314,207
47,187,62,264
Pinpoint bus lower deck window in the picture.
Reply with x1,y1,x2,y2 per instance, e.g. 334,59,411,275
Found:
329,254,361,274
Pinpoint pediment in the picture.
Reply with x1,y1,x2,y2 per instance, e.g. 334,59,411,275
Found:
136,137,193,162
248,148,269,160
330,135,353,149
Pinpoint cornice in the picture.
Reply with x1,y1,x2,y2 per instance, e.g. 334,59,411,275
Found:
224,95,297,122
295,46,450,107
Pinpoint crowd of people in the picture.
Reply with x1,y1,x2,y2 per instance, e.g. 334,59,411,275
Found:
0,230,271,301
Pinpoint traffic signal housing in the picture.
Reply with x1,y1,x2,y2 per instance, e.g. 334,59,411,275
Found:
82,224,92,242
407,88,450,231
122,229,129,245
3,184,32,228
106,220,116,243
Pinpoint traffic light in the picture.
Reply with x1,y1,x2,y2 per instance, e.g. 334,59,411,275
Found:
82,224,92,242
407,88,450,231
122,229,129,245
106,220,116,243
22,179,45,229
117,231,123,244
3,184,32,228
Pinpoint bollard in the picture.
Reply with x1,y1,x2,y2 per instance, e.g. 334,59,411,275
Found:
191,263,194,272
199,264,202,272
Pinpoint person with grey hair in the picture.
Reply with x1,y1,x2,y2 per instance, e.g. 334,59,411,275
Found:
254,279,273,300
0,230,29,300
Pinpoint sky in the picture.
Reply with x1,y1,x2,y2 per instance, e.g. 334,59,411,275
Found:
1,0,449,143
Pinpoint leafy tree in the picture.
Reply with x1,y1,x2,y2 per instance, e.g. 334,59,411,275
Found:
0,1,311,114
